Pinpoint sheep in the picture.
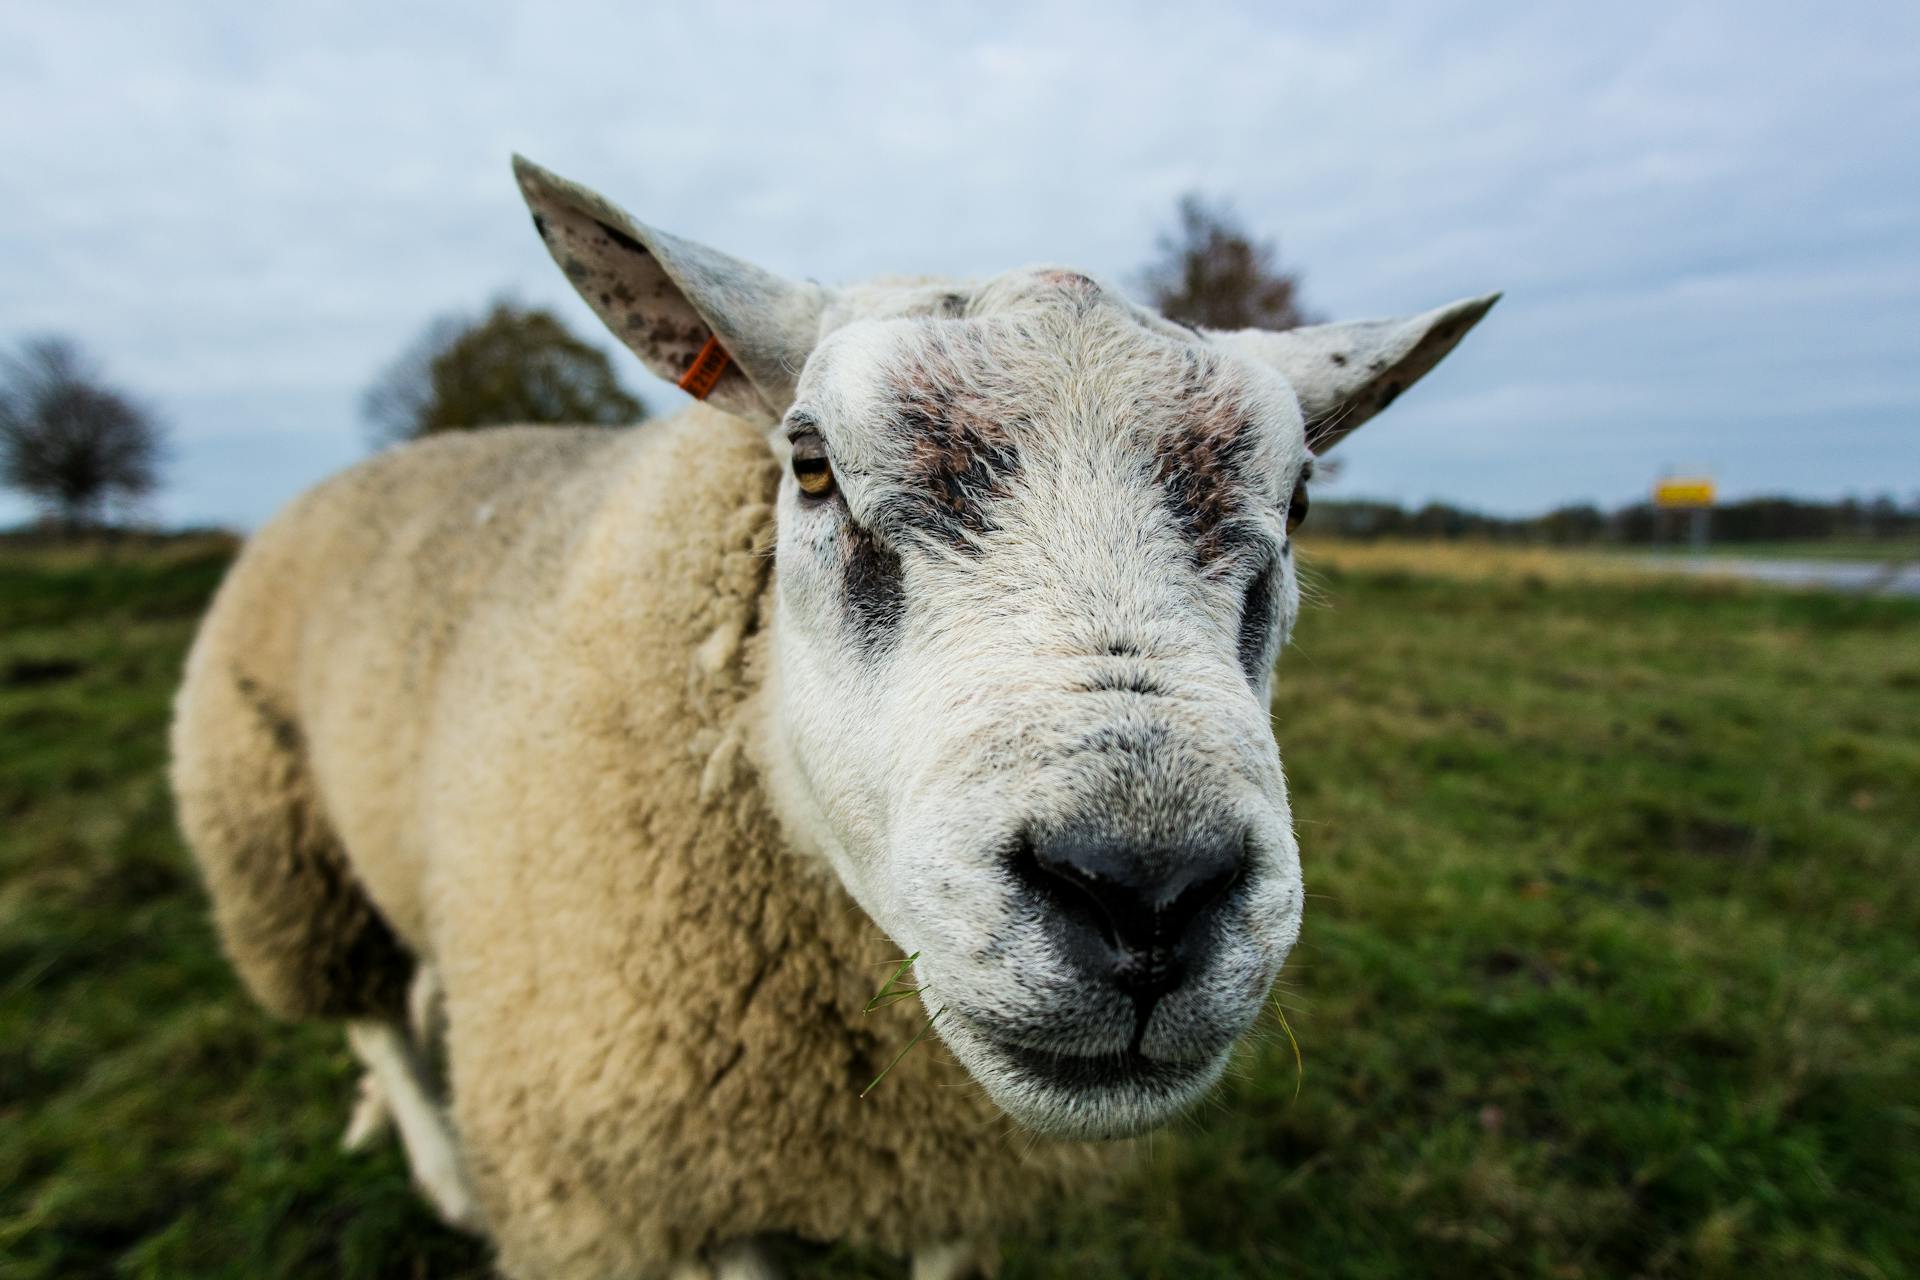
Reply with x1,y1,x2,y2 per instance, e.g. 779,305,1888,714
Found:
169,155,1496,1279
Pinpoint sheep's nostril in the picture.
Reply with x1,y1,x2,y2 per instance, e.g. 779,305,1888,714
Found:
1010,828,1248,1006
1011,835,1123,949
1173,856,1244,931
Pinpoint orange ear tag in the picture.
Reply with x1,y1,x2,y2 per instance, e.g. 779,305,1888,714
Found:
677,334,732,399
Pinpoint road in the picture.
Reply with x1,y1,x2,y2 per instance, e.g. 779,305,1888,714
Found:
1650,556,1920,597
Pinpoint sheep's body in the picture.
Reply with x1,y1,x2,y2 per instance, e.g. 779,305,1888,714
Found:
174,154,1498,1276
171,409,1104,1278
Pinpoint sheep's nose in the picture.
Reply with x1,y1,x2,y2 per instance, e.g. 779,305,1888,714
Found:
1012,828,1246,1012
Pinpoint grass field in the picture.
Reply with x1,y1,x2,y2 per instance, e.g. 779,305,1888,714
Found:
3,541,1916,1279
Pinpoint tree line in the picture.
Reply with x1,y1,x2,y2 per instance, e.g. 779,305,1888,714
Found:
14,195,1907,551
1311,495,1920,547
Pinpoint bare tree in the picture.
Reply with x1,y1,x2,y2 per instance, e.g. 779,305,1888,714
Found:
0,337,166,532
363,300,645,448
1140,194,1318,332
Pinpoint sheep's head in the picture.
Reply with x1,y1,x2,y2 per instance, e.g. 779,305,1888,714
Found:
518,157,1496,1140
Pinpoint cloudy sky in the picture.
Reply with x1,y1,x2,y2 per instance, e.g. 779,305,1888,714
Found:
2,1,1915,527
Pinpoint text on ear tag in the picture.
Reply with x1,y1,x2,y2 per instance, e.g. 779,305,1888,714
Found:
677,334,732,400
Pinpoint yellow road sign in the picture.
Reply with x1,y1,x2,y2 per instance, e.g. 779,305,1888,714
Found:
1655,477,1715,508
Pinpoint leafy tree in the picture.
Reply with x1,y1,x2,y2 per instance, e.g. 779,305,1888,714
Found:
363,301,645,447
1140,194,1318,331
0,337,166,531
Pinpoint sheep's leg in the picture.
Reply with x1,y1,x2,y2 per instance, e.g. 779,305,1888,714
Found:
342,965,447,1152
912,1236,998,1280
712,1239,783,1280
666,1238,783,1280
345,1018,483,1232
340,1068,392,1151
407,962,449,1086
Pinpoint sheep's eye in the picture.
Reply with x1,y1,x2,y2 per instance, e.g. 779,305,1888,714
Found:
790,431,836,499
1286,477,1310,534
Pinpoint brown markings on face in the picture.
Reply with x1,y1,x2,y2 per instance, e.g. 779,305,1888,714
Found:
1155,351,1259,569
1038,269,1101,294
882,337,1022,553
1030,269,1107,317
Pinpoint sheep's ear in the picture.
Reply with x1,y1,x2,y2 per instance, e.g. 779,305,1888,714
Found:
1210,293,1499,451
513,155,830,422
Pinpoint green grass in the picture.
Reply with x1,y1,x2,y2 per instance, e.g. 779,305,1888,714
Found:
3,545,1916,1279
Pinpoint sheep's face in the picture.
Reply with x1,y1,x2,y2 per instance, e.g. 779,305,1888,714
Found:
766,272,1308,1138
514,156,1496,1140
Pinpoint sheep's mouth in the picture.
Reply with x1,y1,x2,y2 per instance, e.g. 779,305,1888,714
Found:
940,1010,1231,1138
985,1035,1213,1093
